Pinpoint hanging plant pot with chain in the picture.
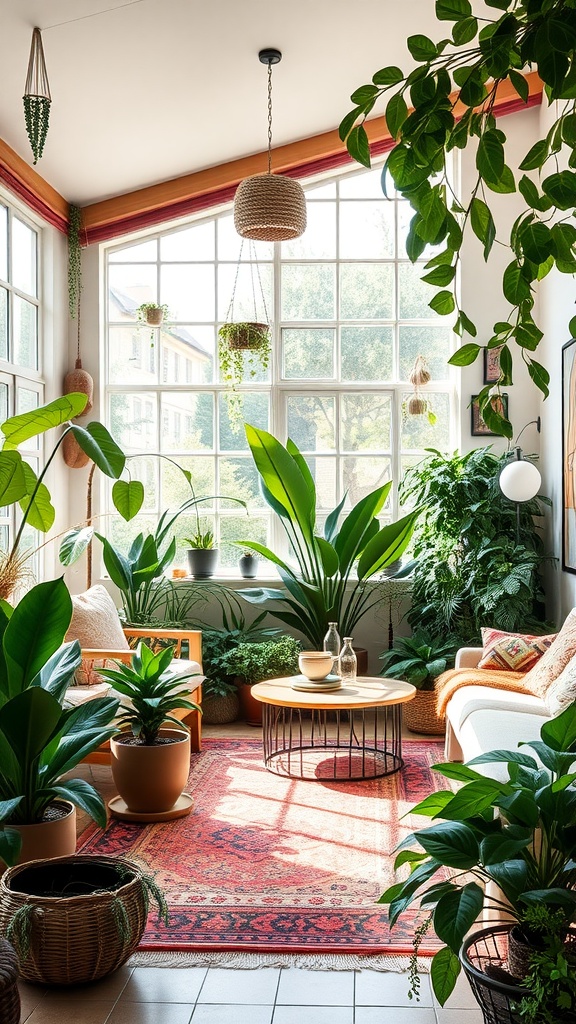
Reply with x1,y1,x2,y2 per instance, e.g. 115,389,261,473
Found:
23,28,51,165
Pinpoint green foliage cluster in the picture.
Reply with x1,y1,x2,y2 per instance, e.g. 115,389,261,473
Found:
0,578,120,860
68,205,83,320
379,632,458,689
518,906,576,1023
136,302,170,324
185,529,215,550
239,425,418,649
23,95,50,165
400,447,549,644
340,0,576,436
381,703,576,1008
220,635,302,686
218,324,271,430
99,642,201,746
197,591,282,699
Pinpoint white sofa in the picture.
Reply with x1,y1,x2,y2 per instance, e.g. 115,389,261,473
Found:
444,646,550,778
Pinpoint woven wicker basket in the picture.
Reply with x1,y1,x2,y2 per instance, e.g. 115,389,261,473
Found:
404,687,445,735
234,173,307,241
0,938,20,1024
0,855,149,985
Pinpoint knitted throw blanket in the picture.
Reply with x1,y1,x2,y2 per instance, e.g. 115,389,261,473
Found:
435,668,531,718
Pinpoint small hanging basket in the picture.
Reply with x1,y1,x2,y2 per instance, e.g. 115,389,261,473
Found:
407,395,428,416
219,322,269,352
23,28,51,164
409,355,431,387
145,307,164,326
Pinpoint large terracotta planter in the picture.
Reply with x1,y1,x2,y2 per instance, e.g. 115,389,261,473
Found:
110,729,190,813
237,682,263,727
9,801,77,865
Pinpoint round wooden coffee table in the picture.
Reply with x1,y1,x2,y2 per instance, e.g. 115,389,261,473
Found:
251,676,415,781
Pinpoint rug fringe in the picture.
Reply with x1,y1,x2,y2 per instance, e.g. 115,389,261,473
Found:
128,951,431,973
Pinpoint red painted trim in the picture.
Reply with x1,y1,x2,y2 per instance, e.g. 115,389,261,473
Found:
0,166,68,233
85,94,542,245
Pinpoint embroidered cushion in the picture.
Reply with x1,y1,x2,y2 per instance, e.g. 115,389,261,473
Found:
522,609,576,697
544,653,576,716
478,627,556,672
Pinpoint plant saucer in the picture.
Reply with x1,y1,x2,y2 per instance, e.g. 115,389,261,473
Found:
291,674,342,692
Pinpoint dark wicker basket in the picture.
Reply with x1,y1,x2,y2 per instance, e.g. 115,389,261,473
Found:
461,925,576,1024
0,855,149,986
0,938,20,1024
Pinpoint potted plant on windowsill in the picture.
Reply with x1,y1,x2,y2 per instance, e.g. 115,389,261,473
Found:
238,548,258,579
220,635,301,726
185,527,218,579
0,578,119,864
99,642,201,820
379,703,576,1018
379,632,457,735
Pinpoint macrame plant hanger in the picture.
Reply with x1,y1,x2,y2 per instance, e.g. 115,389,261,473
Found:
23,28,51,164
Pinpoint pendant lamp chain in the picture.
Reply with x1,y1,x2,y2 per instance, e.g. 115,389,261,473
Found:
267,60,273,174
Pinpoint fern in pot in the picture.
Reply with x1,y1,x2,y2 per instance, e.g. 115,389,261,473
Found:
379,632,457,735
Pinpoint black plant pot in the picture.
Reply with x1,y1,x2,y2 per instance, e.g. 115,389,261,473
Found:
239,554,258,579
187,548,218,579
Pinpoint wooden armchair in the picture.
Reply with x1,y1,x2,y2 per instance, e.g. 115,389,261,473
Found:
73,626,203,765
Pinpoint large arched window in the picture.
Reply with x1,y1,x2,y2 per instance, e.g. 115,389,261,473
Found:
104,163,456,571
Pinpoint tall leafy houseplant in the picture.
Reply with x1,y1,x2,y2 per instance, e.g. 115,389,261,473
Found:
239,425,418,648
0,393,125,598
401,447,549,645
0,578,119,830
381,703,576,1012
339,0,576,436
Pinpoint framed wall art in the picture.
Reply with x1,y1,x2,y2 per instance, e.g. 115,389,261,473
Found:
471,394,509,437
483,345,503,384
562,338,576,573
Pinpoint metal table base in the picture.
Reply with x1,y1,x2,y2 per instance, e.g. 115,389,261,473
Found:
261,702,404,781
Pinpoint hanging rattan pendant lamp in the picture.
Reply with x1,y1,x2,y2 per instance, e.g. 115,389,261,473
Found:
234,49,306,242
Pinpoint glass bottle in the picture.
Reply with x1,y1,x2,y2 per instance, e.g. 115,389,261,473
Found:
339,637,357,682
323,622,341,673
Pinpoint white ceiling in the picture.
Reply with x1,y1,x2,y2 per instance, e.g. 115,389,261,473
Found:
0,0,454,206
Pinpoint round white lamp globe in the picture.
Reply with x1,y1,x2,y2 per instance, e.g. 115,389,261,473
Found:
499,459,541,502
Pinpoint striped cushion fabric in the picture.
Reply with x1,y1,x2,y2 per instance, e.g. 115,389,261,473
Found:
478,628,556,672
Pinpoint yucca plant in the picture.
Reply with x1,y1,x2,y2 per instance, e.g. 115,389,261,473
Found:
238,425,419,648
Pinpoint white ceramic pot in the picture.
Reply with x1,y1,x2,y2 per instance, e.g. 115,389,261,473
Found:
298,651,333,680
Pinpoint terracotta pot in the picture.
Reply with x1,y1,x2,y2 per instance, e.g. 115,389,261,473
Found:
145,307,164,326
110,728,190,813
187,548,218,579
10,801,77,865
237,681,263,727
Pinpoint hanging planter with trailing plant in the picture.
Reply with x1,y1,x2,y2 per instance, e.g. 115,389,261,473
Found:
23,28,51,165
405,355,436,425
218,240,271,429
62,205,94,469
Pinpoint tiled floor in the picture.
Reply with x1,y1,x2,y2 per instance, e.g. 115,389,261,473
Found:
17,725,484,1023
19,965,484,1022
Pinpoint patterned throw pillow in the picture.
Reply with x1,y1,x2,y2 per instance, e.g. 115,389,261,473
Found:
478,627,557,672
522,609,576,698
545,653,576,716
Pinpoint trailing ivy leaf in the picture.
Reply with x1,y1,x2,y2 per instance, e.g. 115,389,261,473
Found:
346,125,371,168
538,49,569,97
458,310,478,337
350,84,379,105
476,131,505,184
484,165,516,194
480,395,513,439
562,112,576,146
421,264,456,286
424,248,455,269
515,319,543,350
519,221,554,263
498,344,513,385
570,315,576,338
339,106,363,143
429,290,455,315
372,66,404,86
452,16,477,44
406,217,428,261
503,261,531,305
448,343,480,366
527,359,550,398
536,255,555,280
542,170,576,210
386,93,408,140
470,197,496,259
519,139,549,171
407,34,438,61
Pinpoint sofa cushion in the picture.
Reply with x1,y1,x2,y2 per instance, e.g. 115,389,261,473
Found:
545,653,576,717
66,585,130,651
478,627,556,672
458,709,550,782
522,608,576,697
445,684,548,733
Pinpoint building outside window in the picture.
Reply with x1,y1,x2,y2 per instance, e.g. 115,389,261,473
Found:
104,164,455,571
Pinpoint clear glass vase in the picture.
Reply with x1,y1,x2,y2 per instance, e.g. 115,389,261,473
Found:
339,637,357,682
323,622,341,673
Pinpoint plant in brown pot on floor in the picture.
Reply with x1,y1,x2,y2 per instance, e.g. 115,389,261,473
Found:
379,631,457,734
99,642,201,818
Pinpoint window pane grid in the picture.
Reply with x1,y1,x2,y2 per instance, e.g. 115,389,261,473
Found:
104,161,455,565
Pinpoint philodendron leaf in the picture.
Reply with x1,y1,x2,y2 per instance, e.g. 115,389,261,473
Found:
434,882,484,954
0,450,27,505
59,526,94,566
112,479,145,521
70,422,125,478
1,393,88,448
19,463,55,532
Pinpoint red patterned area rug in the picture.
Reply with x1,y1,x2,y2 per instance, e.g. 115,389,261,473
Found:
77,737,445,955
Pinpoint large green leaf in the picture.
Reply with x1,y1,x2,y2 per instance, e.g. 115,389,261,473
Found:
430,946,461,1006
357,511,418,579
1,394,87,448
245,425,314,540
96,533,134,594
59,526,94,566
0,687,62,763
439,779,503,820
334,483,391,572
434,882,484,954
0,451,27,504
19,462,55,533
31,640,81,700
541,703,576,752
112,479,145,521
70,422,125,479
51,778,107,830
2,579,72,698
315,537,339,577
414,820,480,869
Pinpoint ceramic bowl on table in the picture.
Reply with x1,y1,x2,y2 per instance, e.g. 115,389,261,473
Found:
298,651,334,680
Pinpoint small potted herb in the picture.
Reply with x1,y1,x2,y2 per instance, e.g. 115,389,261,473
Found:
135,302,170,338
185,527,218,579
